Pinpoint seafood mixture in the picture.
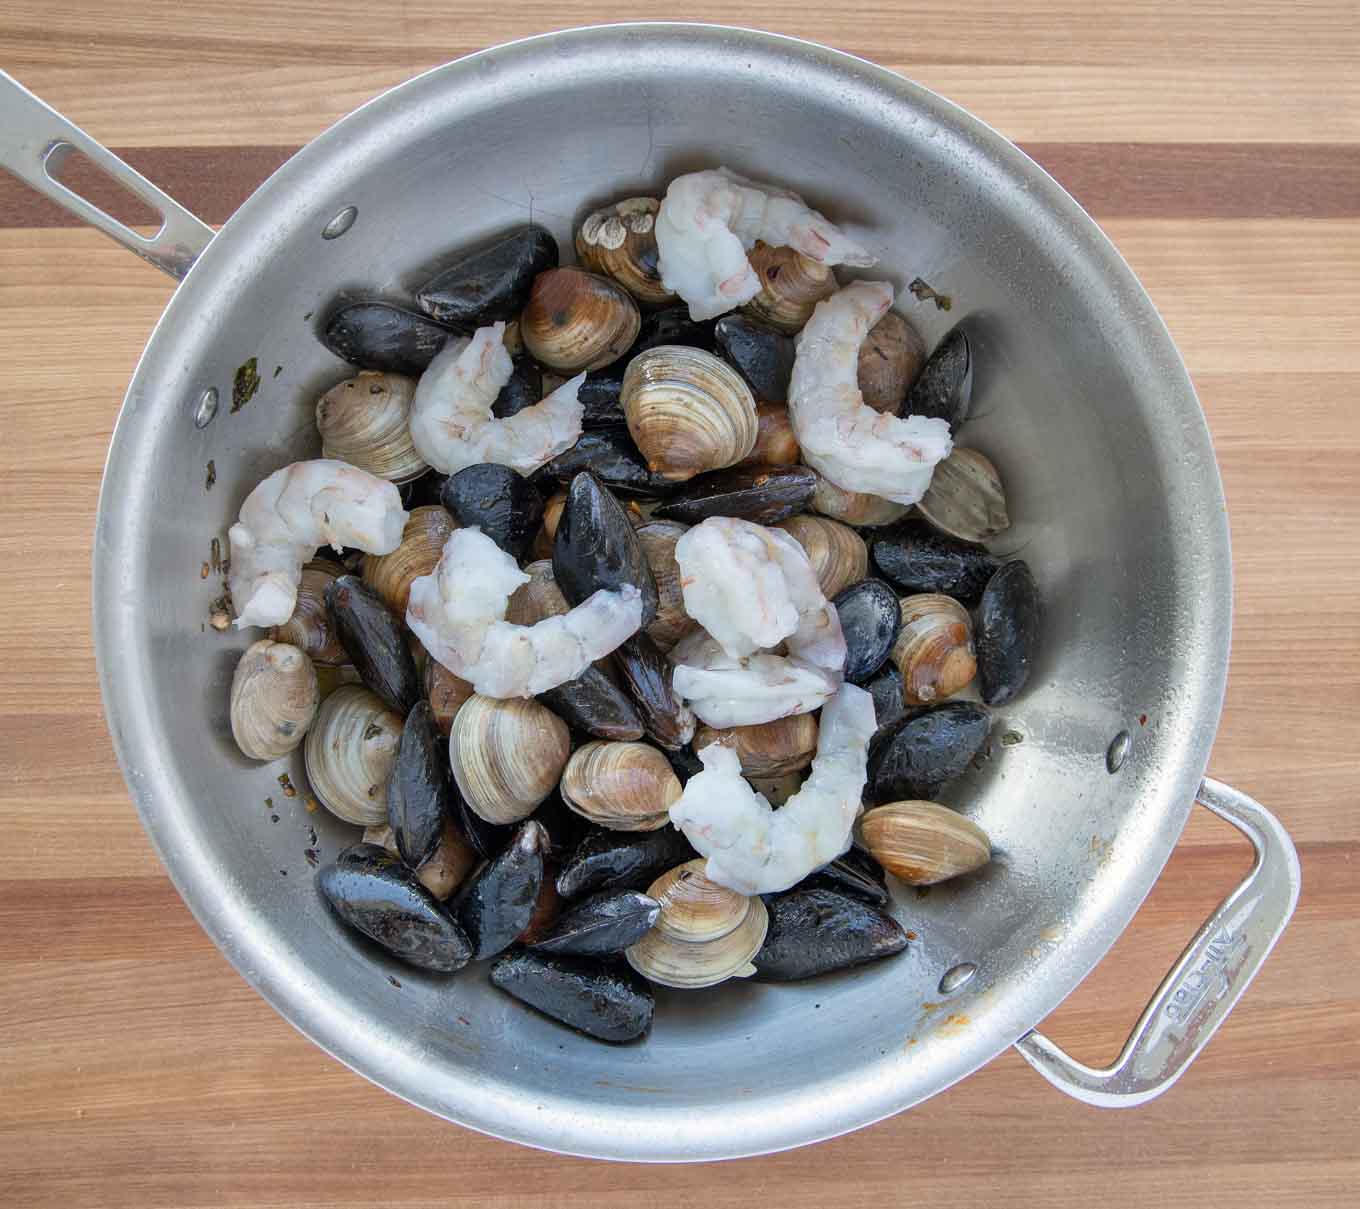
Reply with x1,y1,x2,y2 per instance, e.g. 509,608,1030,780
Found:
223,167,1040,1043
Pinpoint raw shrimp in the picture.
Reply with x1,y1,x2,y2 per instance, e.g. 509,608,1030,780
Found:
788,281,953,504
405,527,643,698
670,631,841,728
227,459,407,629
408,322,585,476
654,167,876,321
669,682,877,894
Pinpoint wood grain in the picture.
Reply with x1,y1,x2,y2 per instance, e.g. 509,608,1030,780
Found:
1,5,1357,1206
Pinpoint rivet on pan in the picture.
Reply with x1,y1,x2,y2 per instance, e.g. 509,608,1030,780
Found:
193,387,219,429
322,205,358,240
939,962,977,995
1106,729,1132,774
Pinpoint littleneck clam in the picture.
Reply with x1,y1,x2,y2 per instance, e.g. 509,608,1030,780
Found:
322,301,458,376
560,740,681,831
556,827,696,900
448,694,571,824
859,800,991,885
741,241,837,332
916,447,1009,543
866,701,991,803
528,890,661,957
612,634,697,751
316,371,427,484
387,701,451,868
625,860,770,989
318,843,472,972
692,713,819,777
746,770,805,807
741,402,801,467
455,819,549,960
489,950,655,1043
902,327,972,433
871,520,1000,603
622,346,758,483
517,868,563,945
415,223,559,326
304,684,403,826
439,463,544,561
832,578,902,685
857,311,926,415
363,819,477,901
269,558,350,666
229,639,319,761
361,505,457,616
552,470,659,627
522,267,641,373
776,514,870,600
634,520,698,651
652,464,817,525
752,886,907,981
325,574,422,715
975,559,1041,706
811,474,911,529
575,197,675,306
893,593,977,705
424,657,474,735
714,314,795,401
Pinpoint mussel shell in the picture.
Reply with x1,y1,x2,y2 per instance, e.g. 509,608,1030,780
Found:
666,746,704,785
866,701,991,803
741,241,837,333
552,470,659,626
440,463,543,561
489,949,655,1043
489,355,544,420
229,639,319,761
452,792,512,862
714,314,795,402
537,664,645,741
975,559,1041,706
652,464,817,525
630,304,718,356
857,311,926,415
612,633,696,750
361,505,456,617
270,558,349,666
455,819,549,960
902,328,972,433
811,474,912,529
740,402,801,468
531,426,677,498
556,827,696,900
865,665,908,739
325,575,422,715
775,514,870,600
322,301,459,376
387,701,451,868
803,847,891,908
528,890,661,957
415,224,559,327
635,520,697,651
752,887,907,981
529,790,592,861
833,578,902,684
576,364,628,427
575,197,674,306
516,867,563,945
859,800,991,886
316,371,427,484
522,267,641,373
304,685,403,826
870,520,1000,603
318,843,472,972
365,818,478,901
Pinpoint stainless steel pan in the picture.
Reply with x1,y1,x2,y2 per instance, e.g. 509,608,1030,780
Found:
1,24,1300,1160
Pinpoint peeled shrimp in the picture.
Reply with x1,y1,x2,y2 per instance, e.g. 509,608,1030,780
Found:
655,167,876,321
788,281,953,504
408,322,584,476
670,631,842,728
227,459,407,629
669,682,877,894
405,527,642,698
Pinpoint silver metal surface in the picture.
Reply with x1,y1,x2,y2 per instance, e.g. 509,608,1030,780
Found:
5,22,1283,1158
1015,778,1300,1106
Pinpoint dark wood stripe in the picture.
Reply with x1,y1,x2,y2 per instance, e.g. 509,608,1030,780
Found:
2,143,1357,229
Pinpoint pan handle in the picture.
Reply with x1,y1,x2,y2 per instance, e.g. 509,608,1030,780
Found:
1013,777,1300,1107
0,71,214,280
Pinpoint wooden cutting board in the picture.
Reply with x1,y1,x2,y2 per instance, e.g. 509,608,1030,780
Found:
1,4,1356,1205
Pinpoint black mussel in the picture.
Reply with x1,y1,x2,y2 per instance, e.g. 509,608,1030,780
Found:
456,819,548,960
387,702,450,868
528,890,661,957
538,663,645,741
318,843,472,971
553,471,658,625
452,791,512,862
865,665,909,738
714,315,795,402
871,520,1000,603
612,634,695,750
666,745,704,785
803,847,892,908
578,364,628,427
325,575,421,715
415,224,558,327
440,463,544,561
902,328,972,433
322,301,460,376
530,791,591,861
752,887,907,981
866,701,991,803
557,827,695,899
532,426,676,498
833,578,902,685
630,304,718,357
489,950,654,1043
975,560,1041,706
400,470,449,510
490,356,544,420
652,464,817,525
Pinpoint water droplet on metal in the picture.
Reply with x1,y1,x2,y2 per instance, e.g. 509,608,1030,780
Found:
322,205,358,240
1107,729,1132,773
193,387,219,429
939,962,977,994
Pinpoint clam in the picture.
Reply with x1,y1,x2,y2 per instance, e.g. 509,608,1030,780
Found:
870,520,1000,603
314,663,364,700
316,371,427,484
325,574,422,715
693,714,819,778
270,559,349,666
902,328,972,433
857,311,926,414
229,639,319,761
752,887,907,981
321,301,458,376
612,634,696,751
575,197,675,306
528,890,661,957
387,702,452,868
318,843,472,971
811,474,911,528
833,578,902,685
490,355,543,420
746,771,805,807
560,741,681,831
517,868,563,945
916,447,1008,543
521,267,640,373
975,559,1041,706
415,223,559,326
529,490,567,561
739,402,800,468
556,826,696,900
448,694,571,824
490,950,655,1043
552,470,659,626
776,514,869,600
304,685,403,826
362,819,478,901
622,346,757,482
804,847,891,908
625,860,769,989
502,319,524,358
538,666,645,742
866,701,991,803
652,464,816,525
859,800,991,885
455,819,549,960
424,657,474,735
440,463,543,560
532,426,678,498
714,314,795,401
361,505,456,616
635,520,698,651
741,241,837,333
505,559,569,627
893,593,977,705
